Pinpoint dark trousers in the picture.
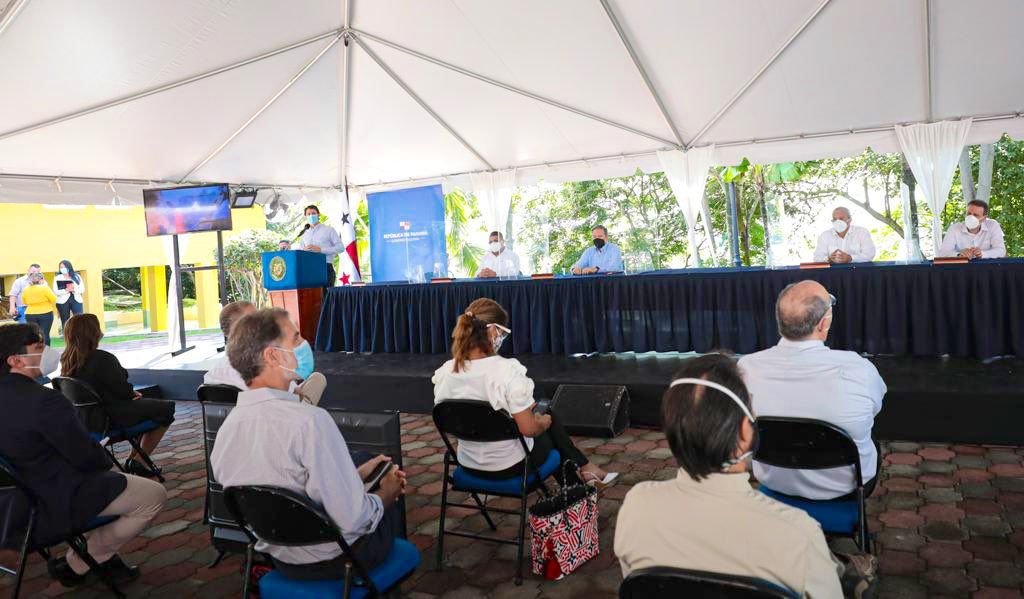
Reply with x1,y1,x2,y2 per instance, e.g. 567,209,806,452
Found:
326,264,336,291
57,299,84,328
26,312,54,345
272,450,400,580
463,410,589,484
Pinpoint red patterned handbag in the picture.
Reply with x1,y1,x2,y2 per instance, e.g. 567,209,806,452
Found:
528,462,600,580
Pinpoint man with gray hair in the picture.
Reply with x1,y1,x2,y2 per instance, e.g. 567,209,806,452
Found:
211,309,406,578
813,207,876,263
738,280,885,500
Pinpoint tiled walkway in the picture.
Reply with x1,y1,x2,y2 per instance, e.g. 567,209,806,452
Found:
3,402,1024,598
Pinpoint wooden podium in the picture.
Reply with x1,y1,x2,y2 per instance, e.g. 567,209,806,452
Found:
262,250,329,342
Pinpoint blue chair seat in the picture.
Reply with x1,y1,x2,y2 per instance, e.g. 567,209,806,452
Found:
451,449,561,496
109,419,161,439
759,486,859,534
258,538,421,599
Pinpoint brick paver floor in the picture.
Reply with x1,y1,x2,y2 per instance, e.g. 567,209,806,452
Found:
3,402,1024,598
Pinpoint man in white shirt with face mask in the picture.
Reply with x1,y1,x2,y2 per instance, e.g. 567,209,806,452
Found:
813,207,876,264
476,231,522,278
938,200,1007,259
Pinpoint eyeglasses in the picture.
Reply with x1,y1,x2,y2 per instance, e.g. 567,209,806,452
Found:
828,294,837,307
489,323,511,335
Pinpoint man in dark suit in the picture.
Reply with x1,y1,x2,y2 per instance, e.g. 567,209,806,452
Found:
0,323,166,587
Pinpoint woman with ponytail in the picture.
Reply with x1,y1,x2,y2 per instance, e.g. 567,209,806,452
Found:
433,298,616,486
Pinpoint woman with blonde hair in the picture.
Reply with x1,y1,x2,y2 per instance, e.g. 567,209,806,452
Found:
61,314,176,476
21,272,58,345
432,298,616,486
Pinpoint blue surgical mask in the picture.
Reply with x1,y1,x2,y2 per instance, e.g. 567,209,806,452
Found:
275,340,315,381
307,214,319,226
60,267,69,275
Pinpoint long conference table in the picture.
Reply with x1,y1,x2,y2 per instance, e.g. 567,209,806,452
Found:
314,259,1024,359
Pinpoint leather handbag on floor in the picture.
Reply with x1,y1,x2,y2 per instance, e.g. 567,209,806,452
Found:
528,462,599,580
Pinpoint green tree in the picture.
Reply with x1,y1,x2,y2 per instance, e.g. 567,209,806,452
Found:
445,188,485,277
219,228,281,306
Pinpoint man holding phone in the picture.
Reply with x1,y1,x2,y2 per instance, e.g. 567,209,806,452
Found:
211,309,407,578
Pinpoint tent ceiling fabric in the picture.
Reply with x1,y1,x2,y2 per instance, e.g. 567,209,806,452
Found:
1,0,1023,205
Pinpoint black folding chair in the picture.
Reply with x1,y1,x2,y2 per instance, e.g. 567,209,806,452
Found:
197,383,241,404
754,416,872,552
199,399,250,567
224,485,419,599
433,400,562,585
52,376,164,482
620,567,799,598
0,456,126,599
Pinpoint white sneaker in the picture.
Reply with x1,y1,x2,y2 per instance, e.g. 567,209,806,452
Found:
296,372,327,406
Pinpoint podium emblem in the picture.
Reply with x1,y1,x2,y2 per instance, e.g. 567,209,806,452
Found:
269,256,287,282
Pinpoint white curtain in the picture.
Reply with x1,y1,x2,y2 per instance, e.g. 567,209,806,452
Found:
470,169,517,236
895,119,972,253
162,235,190,351
657,146,717,267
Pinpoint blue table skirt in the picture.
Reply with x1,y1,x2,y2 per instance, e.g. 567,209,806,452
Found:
315,260,1024,358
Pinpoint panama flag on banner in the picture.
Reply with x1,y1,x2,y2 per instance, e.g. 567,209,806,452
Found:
334,187,361,285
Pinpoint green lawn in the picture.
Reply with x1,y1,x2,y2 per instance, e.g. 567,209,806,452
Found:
49,327,221,348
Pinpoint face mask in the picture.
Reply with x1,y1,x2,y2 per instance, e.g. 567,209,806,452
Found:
307,214,319,226
274,340,315,381
60,267,69,275
488,323,510,352
669,377,758,471
832,219,848,234
488,242,502,253
18,345,61,377
593,238,606,250
965,214,981,230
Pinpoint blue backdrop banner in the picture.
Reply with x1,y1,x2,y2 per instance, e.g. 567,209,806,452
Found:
367,184,448,282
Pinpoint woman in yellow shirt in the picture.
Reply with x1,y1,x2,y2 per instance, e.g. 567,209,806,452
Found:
22,272,58,345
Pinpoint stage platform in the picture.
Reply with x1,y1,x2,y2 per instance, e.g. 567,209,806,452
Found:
128,351,1023,445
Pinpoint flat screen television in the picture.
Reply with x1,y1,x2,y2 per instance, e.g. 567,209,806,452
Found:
143,183,232,237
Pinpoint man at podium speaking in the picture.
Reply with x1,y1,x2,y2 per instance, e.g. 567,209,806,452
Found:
284,205,344,287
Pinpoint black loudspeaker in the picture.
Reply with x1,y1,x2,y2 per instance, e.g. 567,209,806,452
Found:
549,384,630,438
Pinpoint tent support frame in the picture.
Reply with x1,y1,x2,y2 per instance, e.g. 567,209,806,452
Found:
177,32,345,182
0,28,343,144
598,0,684,148
348,28,680,150
349,34,495,171
686,0,833,149
339,0,352,189
923,0,933,122
0,0,29,39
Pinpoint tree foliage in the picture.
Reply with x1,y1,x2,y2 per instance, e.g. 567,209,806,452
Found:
220,228,281,306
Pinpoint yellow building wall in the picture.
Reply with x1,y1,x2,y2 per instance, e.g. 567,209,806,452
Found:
0,204,266,331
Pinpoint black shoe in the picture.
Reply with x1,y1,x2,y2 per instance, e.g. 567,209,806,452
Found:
47,557,89,588
100,555,141,584
124,458,157,478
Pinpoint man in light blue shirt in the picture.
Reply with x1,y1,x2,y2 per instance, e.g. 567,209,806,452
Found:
292,205,344,287
8,264,40,322
571,225,623,275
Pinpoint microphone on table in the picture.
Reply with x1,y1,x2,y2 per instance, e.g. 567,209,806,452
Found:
293,224,310,243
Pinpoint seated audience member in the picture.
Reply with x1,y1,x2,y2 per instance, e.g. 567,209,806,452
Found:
477,231,522,278
203,300,257,389
0,323,166,587
938,199,1007,259
813,206,876,264
615,353,843,597
22,272,58,346
211,309,407,576
571,225,623,275
61,314,176,477
432,298,617,486
203,301,326,404
739,281,885,499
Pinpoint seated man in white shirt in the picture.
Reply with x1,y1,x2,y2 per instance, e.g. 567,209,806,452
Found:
938,199,1007,259
477,231,522,278
813,207,876,264
210,308,407,578
738,280,886,500
204,300,326,404
615,354,844,597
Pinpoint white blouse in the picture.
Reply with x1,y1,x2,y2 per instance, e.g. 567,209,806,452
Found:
53,274,84,305
432,356,536,471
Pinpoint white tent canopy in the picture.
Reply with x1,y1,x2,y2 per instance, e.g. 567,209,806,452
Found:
1,0,1023,205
